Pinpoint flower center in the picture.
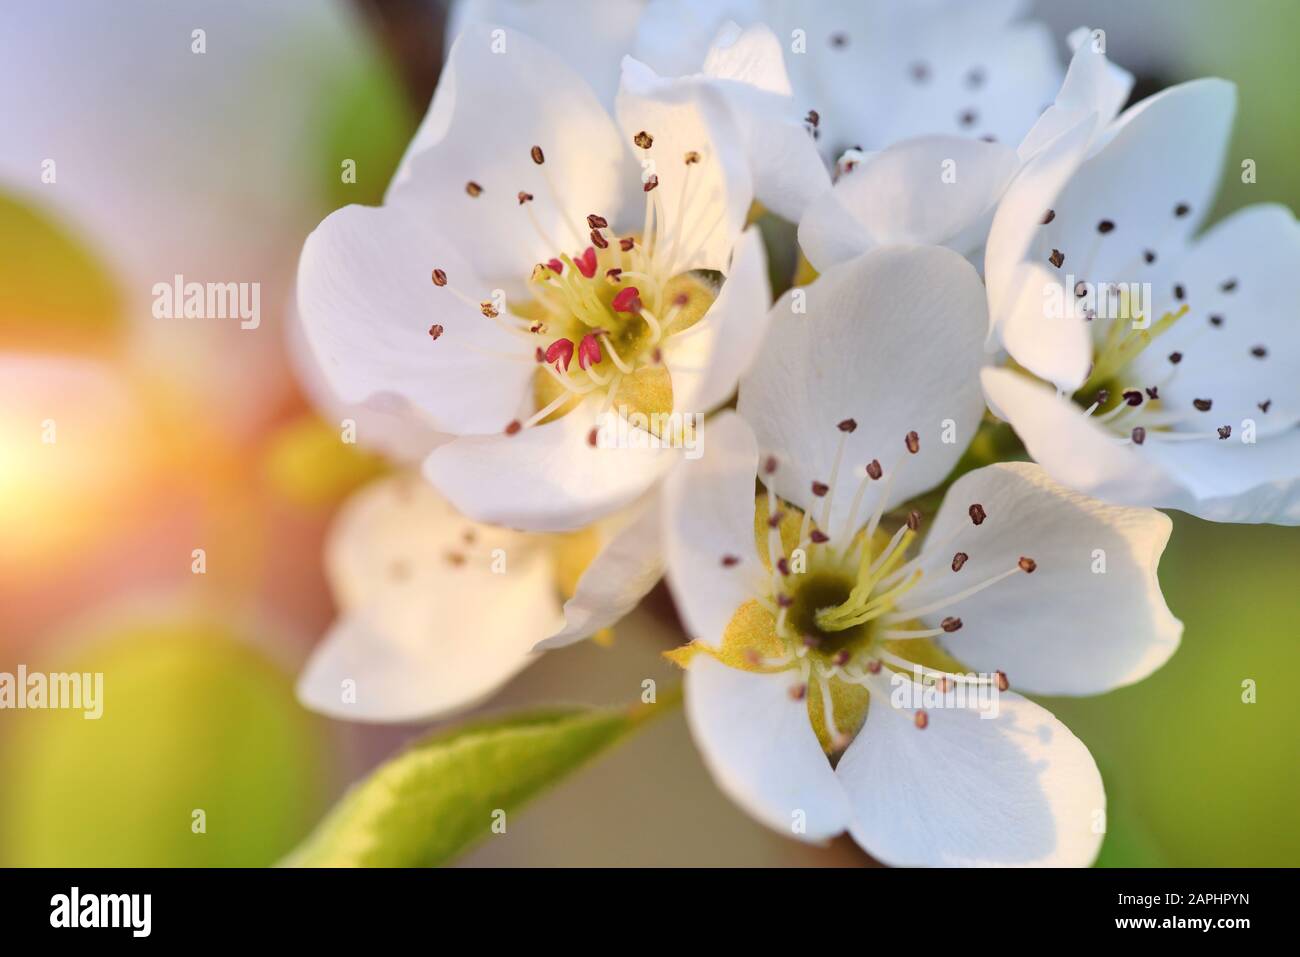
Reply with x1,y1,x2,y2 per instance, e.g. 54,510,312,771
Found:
426,134,724,435
674,420,1030,752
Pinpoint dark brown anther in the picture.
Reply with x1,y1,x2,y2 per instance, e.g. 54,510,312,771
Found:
465,181,483,197
958,109,978,127
838,418,858,433
587,214,608,229
1221,278,1238,292
951,552,969,572
788,683,807,701
833,649,851,667
619,237,635,251
1173,283,1185,300
1048,248,1065,268
1144,249,1157,264
995,670,1009,692
866,459,883,480
587,428,599,448
605,268,622,283
530,145,545,164
1209,314,1224,327
633,130,653,149
805,109,820,128
777,593,793,608
763,455,778,474
1146,386,1159,400
1093,389,1110,406
1131,427,1146,445
941,616,962,633
590,228,608,249
684,150,700,165
776,557,790,576
1123,389,1143,407
1018,556,1037,573
643,174,659,192
811,481,829,497
1168,351,1183,364
1217,425,1232,440
517,191,534,205
720,554,740,567
1193,398,1213,412
1251,345,1268,358
504,419,522,435
810,529,829,544
1174,202,1190,217
906,510,921,532
905,430,920,454
428,324,444,340
1259,399,1273,413
431,268,448,286
969,503,987,526
1097,219,1115,234
767,511,784,529
1041,208,1056,225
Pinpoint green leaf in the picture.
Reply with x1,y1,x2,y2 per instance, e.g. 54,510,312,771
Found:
283,698,672,867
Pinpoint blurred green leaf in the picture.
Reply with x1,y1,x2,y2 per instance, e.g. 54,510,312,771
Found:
0,619,329,866
0,192,124,349
285,700,669,867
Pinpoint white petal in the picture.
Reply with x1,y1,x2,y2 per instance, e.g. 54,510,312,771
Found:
996,260,1094,391
1018,27,1133,160
984,367,1300,524
996,80,1236,389
738,246,989,536
392,24,635,296
798,136,1019,270
701,19,791,95
296,203,533,434
838,689,1105,867
663,226,771,415
537,494,664,650
286,301,447,463
982,367,1182,505
632,0,762,79
702,23,830,221
686,656,850,842
899,462,1182,695
1128,204,1300,432
984,113,1100,385
616,56,753,273
298,474,560,722
446,0,643,111
425,394,678,532
824,15,1062,151
662,412,762,647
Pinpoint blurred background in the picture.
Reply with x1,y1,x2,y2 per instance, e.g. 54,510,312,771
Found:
0,0,1294,867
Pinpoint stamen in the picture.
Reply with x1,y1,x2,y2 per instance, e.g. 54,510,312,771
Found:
882,562,1028,621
